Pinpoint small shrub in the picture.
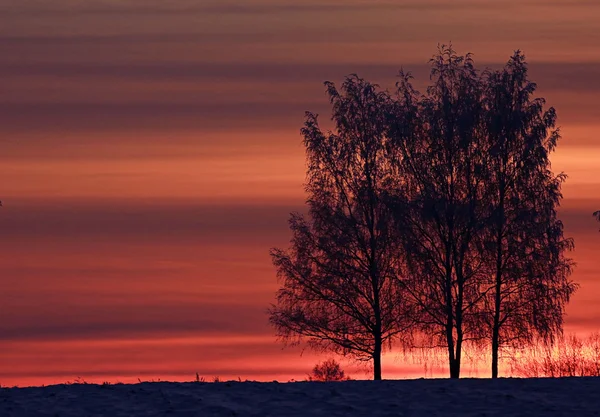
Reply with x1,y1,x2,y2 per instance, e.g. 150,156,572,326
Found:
309,359,348,382
510,332,600,377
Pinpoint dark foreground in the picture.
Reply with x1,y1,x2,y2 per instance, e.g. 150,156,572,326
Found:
1,377,599,416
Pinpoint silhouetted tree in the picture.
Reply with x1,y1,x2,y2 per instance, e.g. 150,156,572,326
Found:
389,46,488,379
594,211,600,230
309,359,348,381
271,45,578,380
480,51,576,378
269,76,408,380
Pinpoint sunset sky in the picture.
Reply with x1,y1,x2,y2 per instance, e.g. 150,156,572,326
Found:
1,0,599,386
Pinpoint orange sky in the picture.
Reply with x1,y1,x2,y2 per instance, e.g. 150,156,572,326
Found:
1,0,599,386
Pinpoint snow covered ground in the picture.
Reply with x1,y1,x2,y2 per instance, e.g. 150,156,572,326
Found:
1,377,599,416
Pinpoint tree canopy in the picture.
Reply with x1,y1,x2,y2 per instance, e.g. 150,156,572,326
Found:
269,76,409,380
270,45,576,379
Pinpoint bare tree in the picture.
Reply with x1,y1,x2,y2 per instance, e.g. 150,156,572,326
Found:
269,76,409,380
481,51,577,378
389,45,488,379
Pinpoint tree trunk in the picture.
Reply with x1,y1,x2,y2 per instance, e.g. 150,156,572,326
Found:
446,324,459,379
492,193,505,379
449,358,461,379
373,338,382,380
449,329,461,378
491,256,502,378
454,273,464,380
456,339,463,379
491,326,500,379
373,295,383,380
